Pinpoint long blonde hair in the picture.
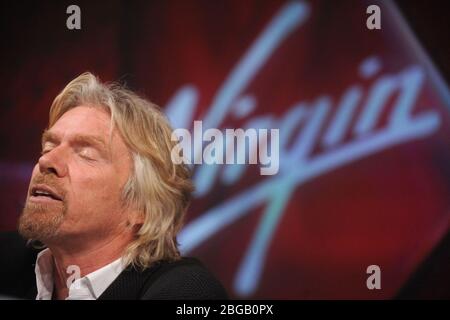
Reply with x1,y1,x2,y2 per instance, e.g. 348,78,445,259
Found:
48,72,194,269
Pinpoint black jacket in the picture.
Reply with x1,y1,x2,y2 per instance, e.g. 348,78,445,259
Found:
0,232,228,300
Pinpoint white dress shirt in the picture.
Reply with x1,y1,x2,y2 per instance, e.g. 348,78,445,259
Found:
35,248,125,300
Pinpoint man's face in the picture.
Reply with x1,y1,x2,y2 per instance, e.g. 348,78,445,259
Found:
19,106,133,244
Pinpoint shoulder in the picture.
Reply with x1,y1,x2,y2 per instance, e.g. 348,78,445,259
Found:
140,257,228,300
0,231,40,298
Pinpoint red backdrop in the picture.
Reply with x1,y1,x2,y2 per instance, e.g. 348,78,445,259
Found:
1,0,449,299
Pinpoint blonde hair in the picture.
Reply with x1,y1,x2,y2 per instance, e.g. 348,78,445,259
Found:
48,72,194,269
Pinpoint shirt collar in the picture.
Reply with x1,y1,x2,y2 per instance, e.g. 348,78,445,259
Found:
80,257,124,299
35,248,125,300
35,249,55,300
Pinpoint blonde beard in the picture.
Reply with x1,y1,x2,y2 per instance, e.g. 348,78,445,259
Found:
18,200,66,241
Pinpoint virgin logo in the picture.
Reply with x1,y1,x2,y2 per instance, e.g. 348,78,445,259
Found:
165,2,442,295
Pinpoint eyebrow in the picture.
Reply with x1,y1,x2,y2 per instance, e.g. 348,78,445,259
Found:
42,130,109,154
41,130,60,147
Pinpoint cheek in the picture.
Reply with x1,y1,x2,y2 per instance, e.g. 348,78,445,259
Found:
30,164,40,179
70,168,125,209
64,174,126,231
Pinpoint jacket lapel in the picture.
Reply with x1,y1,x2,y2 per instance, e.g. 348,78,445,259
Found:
98,262,163,300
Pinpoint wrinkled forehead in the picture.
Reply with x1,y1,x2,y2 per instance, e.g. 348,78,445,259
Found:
51,105,112,135
44,106,134,174
44,105,128,156
50,102,113,129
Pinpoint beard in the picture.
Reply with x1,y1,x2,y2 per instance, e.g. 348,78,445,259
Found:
18,201,66,241
18,175,67,242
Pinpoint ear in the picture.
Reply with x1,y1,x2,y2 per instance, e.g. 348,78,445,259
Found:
127,210,145,229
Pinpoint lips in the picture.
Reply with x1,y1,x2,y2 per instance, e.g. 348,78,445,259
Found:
30,184,63,201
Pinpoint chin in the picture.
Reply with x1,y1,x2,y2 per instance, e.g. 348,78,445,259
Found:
18,202,65,242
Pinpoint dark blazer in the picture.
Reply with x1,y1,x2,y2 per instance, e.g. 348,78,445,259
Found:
0,232,228,300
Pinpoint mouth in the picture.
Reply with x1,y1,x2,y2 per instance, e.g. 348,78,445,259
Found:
29,184,63,202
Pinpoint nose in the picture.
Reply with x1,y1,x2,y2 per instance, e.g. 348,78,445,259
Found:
38,146,68,177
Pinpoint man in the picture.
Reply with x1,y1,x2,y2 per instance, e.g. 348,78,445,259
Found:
0,73,227,300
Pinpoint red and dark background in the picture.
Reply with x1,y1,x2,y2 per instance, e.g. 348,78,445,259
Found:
0,0,449,299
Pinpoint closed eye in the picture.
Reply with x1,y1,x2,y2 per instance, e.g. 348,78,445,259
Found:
77,147,100,161
41,143,55,155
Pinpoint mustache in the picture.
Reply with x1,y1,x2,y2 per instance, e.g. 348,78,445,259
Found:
29,174,67,201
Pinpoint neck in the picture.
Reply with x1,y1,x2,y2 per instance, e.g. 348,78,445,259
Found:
47,230,134,300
